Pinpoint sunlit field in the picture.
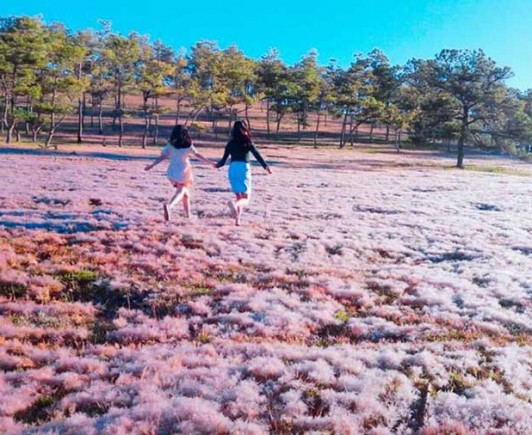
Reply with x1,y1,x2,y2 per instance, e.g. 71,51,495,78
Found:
0,144,531,433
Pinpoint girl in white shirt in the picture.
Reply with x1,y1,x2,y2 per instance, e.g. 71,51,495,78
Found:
145,125,214,220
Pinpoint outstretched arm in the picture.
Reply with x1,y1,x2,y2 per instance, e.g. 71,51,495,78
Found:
250,144,272,173
193,151,217,168
215,143,231,168
145,153,167,171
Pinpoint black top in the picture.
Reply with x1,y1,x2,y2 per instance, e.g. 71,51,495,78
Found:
216,140,268,169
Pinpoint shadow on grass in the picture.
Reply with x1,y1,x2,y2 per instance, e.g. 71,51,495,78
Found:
0,146,285,169
0,219,128,233
0,208,129,233
0,146,150,162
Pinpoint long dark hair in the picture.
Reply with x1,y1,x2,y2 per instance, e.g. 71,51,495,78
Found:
231,120,252,147
169,125,192,149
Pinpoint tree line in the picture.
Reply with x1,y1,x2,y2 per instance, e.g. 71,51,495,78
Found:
1,16,531,167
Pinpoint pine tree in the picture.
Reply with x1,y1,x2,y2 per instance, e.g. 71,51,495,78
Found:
0,17,48,143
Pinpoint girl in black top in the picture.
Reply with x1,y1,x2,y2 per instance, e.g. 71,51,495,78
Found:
216,120,271,225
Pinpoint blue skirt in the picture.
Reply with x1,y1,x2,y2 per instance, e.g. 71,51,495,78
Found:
228,162,252,194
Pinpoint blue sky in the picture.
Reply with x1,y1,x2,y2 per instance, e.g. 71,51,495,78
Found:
2,0,531,90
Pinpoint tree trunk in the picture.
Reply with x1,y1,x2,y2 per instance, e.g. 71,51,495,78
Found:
175,98,181,125
153,114,159,145
349,117,355,146
1,90,7,133
347,120,362,148
275,113,284,138
213,117,218,140
91,95,95,127
266,99,271,136
153,97,159,141
45,115,65,149
77,63,85,142
98,99,104,135
6,123,15,144
32,124,43,142
394,130,401,153
47,88,57,148
25,99,31,135
112,96,117,129
82,92,87,128
5,68,18,144
118,84,123,147
118,118,124,146
245,104,251,130
385,125,390,142
339,111,348,148
314,111,321,148
457,135,465,168
45,130,55,148
369,124,374,142
118,114,124,147
77,96,83,143
187,105,204,126
457,109,468,169
142,94,149,148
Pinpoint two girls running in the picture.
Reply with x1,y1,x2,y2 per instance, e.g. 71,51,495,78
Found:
145,121,271,225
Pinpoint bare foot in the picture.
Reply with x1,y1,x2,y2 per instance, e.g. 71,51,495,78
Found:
227,200,237,218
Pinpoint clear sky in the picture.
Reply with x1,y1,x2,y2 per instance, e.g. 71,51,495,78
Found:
1,0,531,90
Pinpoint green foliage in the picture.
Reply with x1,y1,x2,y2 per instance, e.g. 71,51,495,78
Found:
445,370,476,395
190,285,213,295
463,165,531,176
137,39,175,98
188,41,226,110
14,394,56,424
0,15,525,154
90,319,116,344
197,330,211,344
334,311,350,323
222,45,257,106
408,49,514,166
61,269,98,282
0,281,27,299
59,269,99,302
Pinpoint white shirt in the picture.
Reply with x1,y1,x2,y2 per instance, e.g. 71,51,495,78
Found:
161,143,198,184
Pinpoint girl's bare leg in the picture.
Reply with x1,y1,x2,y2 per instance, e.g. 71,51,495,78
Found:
183,190,191,218
168,187,186,209
227,200,237,218
234,194,249,226
164,186,187,220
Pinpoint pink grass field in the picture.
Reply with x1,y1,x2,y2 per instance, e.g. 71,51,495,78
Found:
0,143,531,434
